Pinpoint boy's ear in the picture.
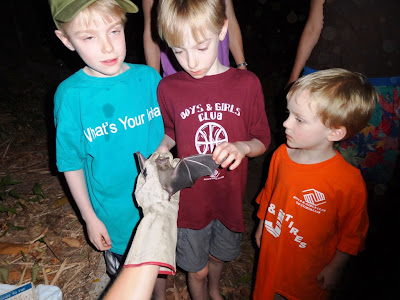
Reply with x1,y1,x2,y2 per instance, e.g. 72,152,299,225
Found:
55,30,76,51
327,126,347,142
218,19,228,41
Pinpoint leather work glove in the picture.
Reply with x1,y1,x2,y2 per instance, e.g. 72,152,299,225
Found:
124,152,180,275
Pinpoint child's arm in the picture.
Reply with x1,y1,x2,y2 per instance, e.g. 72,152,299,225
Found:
156,134,176,153
64,170,112,251
316,250,351,291
255,219,264,248
212,138,266,170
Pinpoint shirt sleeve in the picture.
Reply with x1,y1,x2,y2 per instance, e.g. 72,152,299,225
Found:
256,148,279,220
54,88,85,172
157,80,176,142
336,175,369,255
247,74,271,149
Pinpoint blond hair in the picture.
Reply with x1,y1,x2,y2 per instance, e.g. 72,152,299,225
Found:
157,0,226,47
60,0,127,35
287,68,377,139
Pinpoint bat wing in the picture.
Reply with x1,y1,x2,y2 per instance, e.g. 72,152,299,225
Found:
170,154,219,195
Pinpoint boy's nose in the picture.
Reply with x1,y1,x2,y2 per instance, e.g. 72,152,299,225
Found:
187,53,198,69
102,37,113,53
283,117,290,129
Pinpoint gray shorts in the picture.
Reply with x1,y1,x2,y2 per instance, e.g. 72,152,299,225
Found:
176,219,242,272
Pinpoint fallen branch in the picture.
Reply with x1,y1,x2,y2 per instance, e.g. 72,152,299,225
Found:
18,266,27,285
9,160,48,175
29,228,49,244
62,263,86,291
50,258,68,286
30,208,63,219
0,139,11,148
42,266,49,285
1,140,12,160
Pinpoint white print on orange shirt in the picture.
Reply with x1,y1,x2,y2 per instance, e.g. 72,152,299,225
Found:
294,188,327,215
264,203,307,248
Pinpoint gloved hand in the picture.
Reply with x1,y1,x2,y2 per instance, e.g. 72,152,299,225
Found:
124,152,180,275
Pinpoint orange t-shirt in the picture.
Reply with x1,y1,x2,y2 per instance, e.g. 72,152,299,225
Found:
253,145,369,300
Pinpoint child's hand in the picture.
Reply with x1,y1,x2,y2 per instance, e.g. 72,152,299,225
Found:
255,219,264,248
317,250,349,291
86,216,112,251
212,142,250,170
316,264,342,291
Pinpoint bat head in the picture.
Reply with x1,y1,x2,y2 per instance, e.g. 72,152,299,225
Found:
155,155,173,171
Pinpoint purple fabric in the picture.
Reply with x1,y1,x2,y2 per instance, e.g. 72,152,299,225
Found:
161,32,230,77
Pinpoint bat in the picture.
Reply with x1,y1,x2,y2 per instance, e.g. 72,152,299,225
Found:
136,152,221,199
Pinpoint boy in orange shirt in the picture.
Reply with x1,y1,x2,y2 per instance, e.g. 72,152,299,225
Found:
253,68,376,300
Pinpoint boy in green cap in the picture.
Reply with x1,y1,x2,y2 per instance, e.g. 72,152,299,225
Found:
48,0,164,277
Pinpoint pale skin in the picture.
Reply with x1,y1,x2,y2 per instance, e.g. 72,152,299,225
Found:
55,16,129,78
55,13,130,251
142,0,247,74
255,89,349,294
104,265,160,300
155,25,265,300
287,0,324,86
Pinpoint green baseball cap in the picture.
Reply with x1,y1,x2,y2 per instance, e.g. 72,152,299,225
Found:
49,0,139,29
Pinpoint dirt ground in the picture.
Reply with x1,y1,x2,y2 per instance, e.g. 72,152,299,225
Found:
1,1,399,299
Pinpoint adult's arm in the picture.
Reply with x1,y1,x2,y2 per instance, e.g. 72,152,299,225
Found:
225,0,247,69
287,0,324,85
142,0,161,73
104,265,160,300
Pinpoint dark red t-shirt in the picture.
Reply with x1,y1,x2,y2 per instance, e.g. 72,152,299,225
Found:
157,68,271,232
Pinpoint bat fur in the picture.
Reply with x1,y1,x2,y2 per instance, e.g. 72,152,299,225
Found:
136,152,220,199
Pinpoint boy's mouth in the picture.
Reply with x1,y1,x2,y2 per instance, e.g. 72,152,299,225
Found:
102,58,118,66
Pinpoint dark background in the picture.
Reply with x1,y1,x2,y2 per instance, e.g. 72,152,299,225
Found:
1,0,396,298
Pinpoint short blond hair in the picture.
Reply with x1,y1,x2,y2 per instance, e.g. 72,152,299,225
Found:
288,68,377,139
60,0,127,35
157,0,226,47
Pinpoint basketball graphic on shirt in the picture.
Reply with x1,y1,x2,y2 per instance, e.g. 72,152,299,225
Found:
195,122,228,154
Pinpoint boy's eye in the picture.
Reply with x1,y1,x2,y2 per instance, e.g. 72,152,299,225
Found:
173,49,182,54
84,36,94,41
198,47,208,52
295,118,303,123
111,30,121,35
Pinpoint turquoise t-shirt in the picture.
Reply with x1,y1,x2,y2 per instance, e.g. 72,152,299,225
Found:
54,63,164,255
